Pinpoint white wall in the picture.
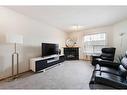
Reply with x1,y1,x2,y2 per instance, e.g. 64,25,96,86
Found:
68,26,113,59
0,7,67,79
113,20,127,57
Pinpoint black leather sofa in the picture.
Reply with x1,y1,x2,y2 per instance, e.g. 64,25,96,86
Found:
91,47,116,66
89,52,127,89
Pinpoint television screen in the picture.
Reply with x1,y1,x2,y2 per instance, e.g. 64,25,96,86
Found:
42,43,59,57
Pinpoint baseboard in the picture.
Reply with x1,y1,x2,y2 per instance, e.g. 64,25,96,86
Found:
0,70,31,81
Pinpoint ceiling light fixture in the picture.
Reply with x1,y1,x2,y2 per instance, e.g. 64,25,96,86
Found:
69,25,84,32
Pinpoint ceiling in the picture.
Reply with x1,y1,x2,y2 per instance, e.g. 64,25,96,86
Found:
7,6,127,32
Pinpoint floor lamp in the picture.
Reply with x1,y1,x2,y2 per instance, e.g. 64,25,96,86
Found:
6,34,23,79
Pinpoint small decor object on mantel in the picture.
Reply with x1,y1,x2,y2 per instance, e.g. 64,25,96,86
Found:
65,39,76,47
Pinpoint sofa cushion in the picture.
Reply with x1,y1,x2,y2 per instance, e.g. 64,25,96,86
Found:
121,57,127,70
95,71,127,89
119,65,127,78
101,53,113,58
95,64,101,71
94,63,120,76
102,48,115,53
100,66,120,76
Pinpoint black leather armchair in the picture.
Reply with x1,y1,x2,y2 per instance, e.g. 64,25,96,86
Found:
91,47,116,66
89,52,127,89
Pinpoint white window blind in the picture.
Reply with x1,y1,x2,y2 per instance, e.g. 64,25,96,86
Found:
84,33,106,54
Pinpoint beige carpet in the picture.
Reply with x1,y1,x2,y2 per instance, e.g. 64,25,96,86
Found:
0,60,93,89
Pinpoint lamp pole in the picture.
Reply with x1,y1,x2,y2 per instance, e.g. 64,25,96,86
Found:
12,43,19,78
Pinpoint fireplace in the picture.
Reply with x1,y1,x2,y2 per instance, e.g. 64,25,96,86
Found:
64,47,79,60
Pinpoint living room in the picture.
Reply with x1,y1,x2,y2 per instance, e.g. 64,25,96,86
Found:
0,5,127,91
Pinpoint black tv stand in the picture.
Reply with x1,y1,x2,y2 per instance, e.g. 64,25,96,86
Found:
30,54,65,72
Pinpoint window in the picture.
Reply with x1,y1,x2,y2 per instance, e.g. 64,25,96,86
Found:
84,33,106,54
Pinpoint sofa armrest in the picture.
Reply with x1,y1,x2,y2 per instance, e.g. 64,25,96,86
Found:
98,60,120,69
92,55,101,59
91,54,101,66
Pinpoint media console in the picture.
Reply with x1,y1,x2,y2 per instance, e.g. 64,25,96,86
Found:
30,54,65,72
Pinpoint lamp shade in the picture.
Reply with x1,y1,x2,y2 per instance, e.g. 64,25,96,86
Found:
6,34,23,44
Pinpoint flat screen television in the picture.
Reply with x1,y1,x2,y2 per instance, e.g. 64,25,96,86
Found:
42,43,59,57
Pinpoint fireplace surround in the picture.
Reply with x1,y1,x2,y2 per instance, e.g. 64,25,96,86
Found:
64,47,79,60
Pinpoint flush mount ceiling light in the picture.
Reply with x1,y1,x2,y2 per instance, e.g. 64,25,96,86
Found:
69,25,84,32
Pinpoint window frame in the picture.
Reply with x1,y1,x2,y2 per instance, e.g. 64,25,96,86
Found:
83,32,107,54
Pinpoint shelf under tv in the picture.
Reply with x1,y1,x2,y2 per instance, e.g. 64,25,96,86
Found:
30,54,65,72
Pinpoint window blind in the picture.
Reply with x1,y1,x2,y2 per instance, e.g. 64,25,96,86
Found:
84,33,106,54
